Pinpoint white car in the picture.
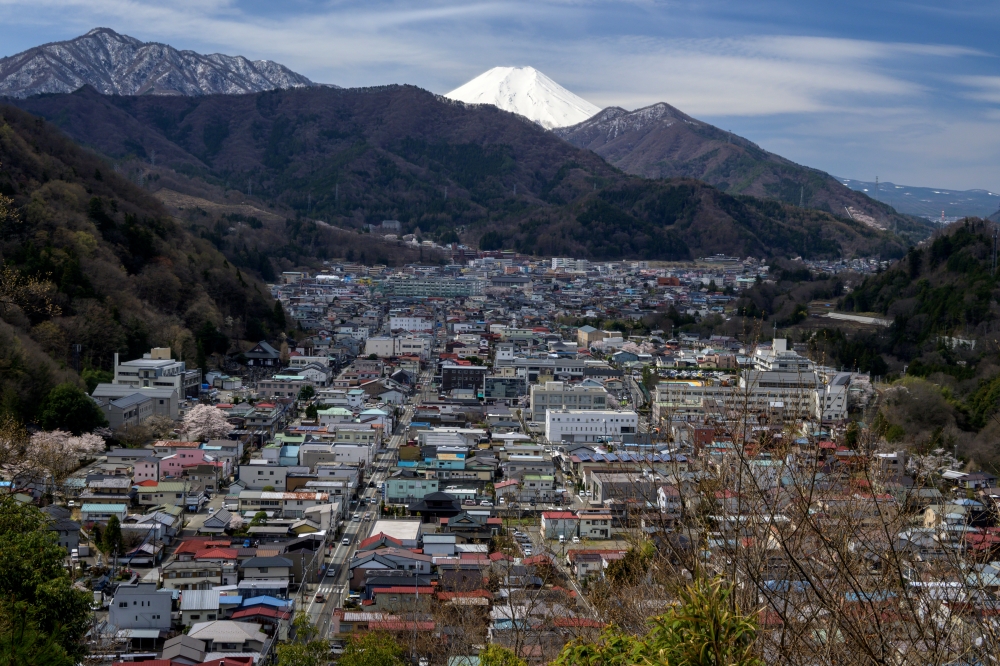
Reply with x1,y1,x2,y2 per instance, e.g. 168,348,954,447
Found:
572,536,581,544
342,537,351,546
480,500,493,507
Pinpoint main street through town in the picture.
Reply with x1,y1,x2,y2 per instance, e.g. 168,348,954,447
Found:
301,370,431,638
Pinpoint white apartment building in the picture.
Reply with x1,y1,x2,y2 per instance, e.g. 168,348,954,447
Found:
544,409,639,443
239,462,288,491
529,381,609,422
364,337,395,358
316,389,366,410
113,348,201,401
364,335,433,359
388,315,433,332
652,339,851,424
289,355,331,368
394,335,432,359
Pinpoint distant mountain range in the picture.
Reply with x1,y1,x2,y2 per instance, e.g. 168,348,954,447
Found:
445,66,600,130
837,177,1000,220
0,28,321,98
7,84,916,263
443,68,938,232
553,102,924,229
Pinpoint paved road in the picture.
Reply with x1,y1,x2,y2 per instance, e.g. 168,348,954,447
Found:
307,370,431,637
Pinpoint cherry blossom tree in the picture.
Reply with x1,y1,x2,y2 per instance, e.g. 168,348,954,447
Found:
0,422,105,491
182,404,233,441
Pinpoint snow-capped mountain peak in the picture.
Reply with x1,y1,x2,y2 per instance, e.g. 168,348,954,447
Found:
0,28,322,99
444,66,601,130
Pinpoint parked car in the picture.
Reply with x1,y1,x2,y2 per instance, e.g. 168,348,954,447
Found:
480,500,493,507
572,536,580,544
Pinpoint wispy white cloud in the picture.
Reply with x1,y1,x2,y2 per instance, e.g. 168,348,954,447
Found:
958,76,1000,104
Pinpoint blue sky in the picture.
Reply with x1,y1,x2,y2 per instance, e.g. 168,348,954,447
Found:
1,0,997,193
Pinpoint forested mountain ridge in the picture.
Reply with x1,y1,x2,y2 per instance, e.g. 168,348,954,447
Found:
553,102,931,239
0,103,279,425
0,27,319,99
835,218,1000,468
10,85,912,261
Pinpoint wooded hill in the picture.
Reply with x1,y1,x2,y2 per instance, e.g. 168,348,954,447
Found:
11,85,914,263
836,219,1000,468
554,102,930,240
0,103,280,424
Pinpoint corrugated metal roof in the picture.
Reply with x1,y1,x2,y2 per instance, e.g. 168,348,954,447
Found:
180,589,220,610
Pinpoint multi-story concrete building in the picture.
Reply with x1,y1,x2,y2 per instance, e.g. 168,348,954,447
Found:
379,277,483,298
113,348,201,400
529,381,609,421
239,462,288,491
388,315,433,332
651,339,850,424
513,358,588,383
440,364,489,392
365,335,433,359
544,409,639,444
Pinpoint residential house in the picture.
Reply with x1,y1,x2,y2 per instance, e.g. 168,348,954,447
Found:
80,477,135,505
162,559,227,591
137,481,191,507
80,503,127,523
238,491,330,519
541,512,580,541
241,556,294,581
578,513,612,540
42,505,81,553
109,582,173,631
179,590,222,626
187,620,267,654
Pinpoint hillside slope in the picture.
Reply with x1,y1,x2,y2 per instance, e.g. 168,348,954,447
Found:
843,218,1000,363
554,103,930,242
11,85,909,261
0,103,280,423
